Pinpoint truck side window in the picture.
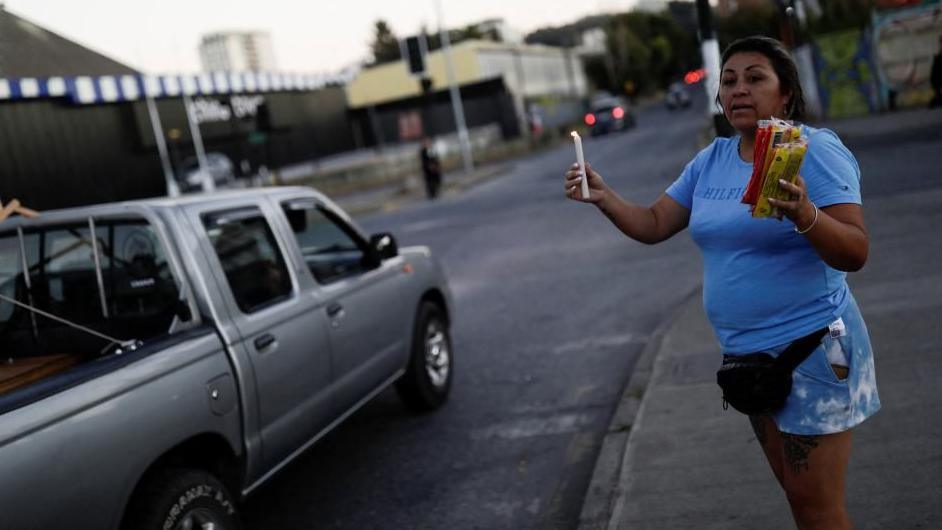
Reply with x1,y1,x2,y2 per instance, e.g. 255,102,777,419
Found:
281,202,366,284
203,209,292,313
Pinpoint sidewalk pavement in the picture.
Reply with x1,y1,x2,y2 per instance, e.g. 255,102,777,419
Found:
328,161,510,218
579,107,942,530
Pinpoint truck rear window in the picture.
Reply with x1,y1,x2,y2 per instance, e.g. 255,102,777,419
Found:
0,219,180,395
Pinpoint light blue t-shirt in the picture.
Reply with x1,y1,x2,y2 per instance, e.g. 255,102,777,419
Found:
666,127,862,353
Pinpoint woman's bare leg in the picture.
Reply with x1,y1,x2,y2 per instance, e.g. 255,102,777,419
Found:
779,429,853,530
750,415,853,529
749,414,785,486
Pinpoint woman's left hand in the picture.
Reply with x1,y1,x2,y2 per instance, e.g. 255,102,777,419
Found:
768,175,816,230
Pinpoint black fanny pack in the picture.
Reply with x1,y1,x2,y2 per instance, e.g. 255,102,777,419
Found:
716,328,828,415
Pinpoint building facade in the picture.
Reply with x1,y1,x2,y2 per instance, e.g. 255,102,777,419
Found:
199,31,277,72
346,39,589,148
0,6,359,210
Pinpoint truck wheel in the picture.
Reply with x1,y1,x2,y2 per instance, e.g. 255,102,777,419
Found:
123,468,241,530
396,301,452,411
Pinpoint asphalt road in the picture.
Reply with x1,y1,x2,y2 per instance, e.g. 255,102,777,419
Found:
242,91,710,529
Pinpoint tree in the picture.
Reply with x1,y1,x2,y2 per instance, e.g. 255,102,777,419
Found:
716,4,779,47
603,11,697,95
424,24,495,54
525,14,614,47
370,20,401,65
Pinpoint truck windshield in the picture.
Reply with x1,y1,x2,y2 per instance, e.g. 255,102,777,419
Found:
0,219,180,364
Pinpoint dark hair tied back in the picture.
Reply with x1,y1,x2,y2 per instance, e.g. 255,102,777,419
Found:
718,36,807,122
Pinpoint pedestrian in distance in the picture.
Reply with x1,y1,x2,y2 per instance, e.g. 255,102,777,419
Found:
419,137,442,199
930,34,942,109
563,36,879,530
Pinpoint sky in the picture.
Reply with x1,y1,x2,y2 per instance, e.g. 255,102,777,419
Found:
5,0,639,75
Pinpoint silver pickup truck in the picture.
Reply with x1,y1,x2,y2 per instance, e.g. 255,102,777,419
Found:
0,187,454,530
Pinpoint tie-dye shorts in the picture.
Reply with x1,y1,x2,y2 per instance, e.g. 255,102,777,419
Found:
735,294,881,435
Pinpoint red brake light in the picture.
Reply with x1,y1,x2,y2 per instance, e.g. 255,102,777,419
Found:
612,107,625,119
684,68,706,85
584,113,596,126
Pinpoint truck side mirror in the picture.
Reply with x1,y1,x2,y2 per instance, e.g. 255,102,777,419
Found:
368,233,398,263
174,299,193,322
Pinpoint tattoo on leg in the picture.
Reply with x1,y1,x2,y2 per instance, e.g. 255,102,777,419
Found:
749,415,768,446
782,433,819,474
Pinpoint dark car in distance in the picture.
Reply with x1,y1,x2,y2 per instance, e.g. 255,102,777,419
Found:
584,95,635,136
665,82,692,110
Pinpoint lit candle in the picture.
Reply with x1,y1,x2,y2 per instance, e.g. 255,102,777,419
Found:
571,131,589,199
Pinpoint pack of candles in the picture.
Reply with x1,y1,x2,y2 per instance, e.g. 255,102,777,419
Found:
741,118,808,219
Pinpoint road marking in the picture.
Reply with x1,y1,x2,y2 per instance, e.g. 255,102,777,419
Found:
471,413,596,441
483,498,542,518
400,219,444,232
551,333,641,355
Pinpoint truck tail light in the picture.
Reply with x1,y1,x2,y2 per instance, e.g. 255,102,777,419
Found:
584,113,596,126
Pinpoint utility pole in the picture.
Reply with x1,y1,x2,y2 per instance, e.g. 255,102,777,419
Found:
433,0,474,172
144,95,180,197
695,0,733,137
182,95,215,192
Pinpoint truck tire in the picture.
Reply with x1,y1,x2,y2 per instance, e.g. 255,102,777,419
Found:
396,301,452,411
123,468,241,530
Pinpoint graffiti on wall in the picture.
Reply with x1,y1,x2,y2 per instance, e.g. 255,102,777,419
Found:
872,3,942,108
814,30,880,119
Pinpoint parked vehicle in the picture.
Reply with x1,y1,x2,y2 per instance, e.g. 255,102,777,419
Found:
584,95,636,136
177,152,237,192
0,187,454,530
665,82,692,110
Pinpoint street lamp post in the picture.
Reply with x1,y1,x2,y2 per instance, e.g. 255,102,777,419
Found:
182,95,215,192
144,94,180,197
695,0,734,137
433,0,474,173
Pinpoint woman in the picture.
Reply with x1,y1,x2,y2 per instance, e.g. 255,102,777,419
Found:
564,36,880,529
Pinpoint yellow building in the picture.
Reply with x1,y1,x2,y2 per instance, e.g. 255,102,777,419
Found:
344,39,588,149
346,39,588,108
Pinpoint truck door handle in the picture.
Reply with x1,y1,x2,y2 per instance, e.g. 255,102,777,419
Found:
326,302,344,318
254,333,276,351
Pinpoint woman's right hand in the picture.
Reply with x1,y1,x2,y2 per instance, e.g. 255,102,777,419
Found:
564,162,607,205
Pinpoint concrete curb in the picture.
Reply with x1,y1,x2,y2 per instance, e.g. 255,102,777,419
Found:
577,286,701,530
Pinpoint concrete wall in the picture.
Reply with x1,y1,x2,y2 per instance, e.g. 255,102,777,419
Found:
872,3,942,108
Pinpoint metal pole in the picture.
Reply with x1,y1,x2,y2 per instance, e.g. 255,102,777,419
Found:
88,217,109,319
145,94,180,197
696,0,733,137
512,48,531,139
563,46,577,98
17,226,38,339
0,293,126,346
434,0,474,172
182,95,215,192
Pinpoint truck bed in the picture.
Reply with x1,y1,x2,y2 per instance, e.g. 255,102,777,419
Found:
0,354,79,395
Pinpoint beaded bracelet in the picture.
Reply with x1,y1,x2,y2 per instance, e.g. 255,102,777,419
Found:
795,202,819,234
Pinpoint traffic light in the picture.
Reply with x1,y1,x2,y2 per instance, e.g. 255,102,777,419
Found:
402,34,428,76
420,77,433,94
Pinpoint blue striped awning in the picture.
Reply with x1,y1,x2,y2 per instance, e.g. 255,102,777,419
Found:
0,72,350,105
